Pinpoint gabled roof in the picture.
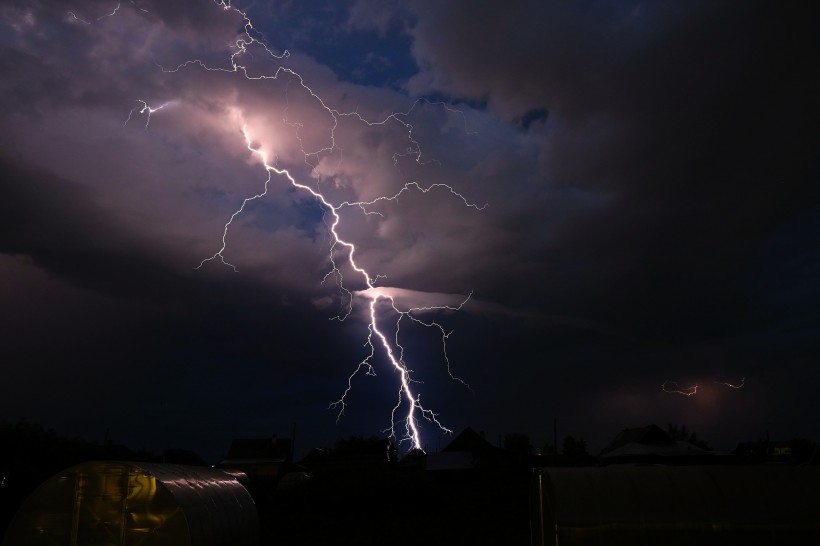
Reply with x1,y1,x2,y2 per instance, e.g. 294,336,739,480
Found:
443,427,495,452
298,447,329,466
598,424,714,465
599,424,674,456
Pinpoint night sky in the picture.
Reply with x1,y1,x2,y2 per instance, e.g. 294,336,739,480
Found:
1,0,817,463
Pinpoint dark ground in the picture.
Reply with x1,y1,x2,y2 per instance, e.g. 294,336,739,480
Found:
257,467,532,546
0,420,532,546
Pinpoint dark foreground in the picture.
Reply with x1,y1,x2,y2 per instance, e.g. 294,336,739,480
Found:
256,467,531,546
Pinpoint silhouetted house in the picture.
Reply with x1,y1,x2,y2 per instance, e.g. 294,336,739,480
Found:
218,435,292,486
769,441,792,458
427,427,512,473
297,447,329,468
398,447,427,470
598,424,715,465
328,437,395,471
443,427,492,452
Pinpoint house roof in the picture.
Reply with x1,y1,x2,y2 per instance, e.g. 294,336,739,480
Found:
298,447,329,466
442,427,495,452
599,424,675,456
599,424,713,463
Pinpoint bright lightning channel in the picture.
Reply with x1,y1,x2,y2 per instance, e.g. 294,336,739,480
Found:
104,0,485,451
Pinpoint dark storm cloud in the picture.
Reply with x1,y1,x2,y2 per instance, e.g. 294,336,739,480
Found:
357,0,820,340
0,153,351,383
0,72,365,458
0,156,179,299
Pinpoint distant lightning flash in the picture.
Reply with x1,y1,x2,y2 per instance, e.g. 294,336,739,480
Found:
662,377,746,397
661,380,698,397
715,377,745,389
90,0,484,451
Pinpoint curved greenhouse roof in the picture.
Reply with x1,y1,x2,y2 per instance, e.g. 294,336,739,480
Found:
2,461,259,546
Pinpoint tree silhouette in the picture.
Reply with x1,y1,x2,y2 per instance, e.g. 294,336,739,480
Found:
503,433,532,456
667,424,712,450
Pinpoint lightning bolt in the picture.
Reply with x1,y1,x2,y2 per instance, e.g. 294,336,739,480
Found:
82,0,485,451
661,380,698,397
123,100,173,129
97,1,149,21
662,377,746,397
715,377,745,389
96,3,122,20
66,12,91,25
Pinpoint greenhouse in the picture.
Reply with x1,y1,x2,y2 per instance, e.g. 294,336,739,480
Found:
2,461,259,546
